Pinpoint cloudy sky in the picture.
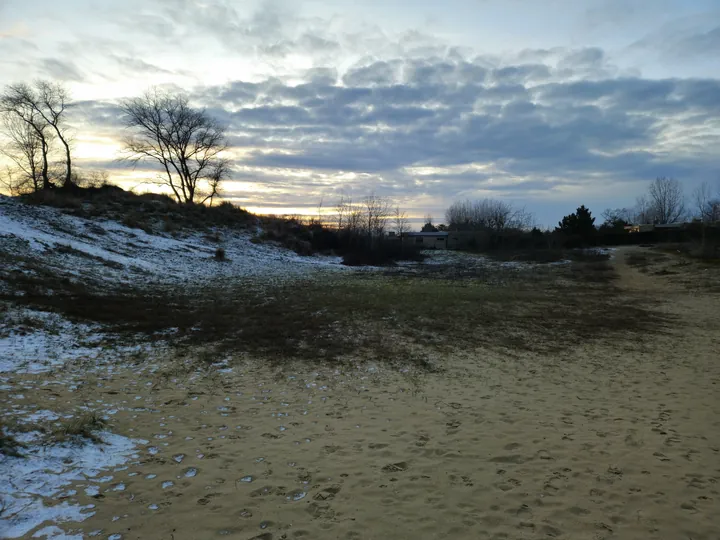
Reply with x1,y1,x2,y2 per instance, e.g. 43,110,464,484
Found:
1,0,718,226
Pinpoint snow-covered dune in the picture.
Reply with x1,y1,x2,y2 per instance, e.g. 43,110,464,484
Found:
0,195,345,288
0,195,348,374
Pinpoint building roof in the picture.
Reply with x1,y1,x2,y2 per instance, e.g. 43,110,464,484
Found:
405,232,449,237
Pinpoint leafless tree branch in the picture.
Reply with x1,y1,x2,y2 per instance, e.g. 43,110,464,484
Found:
120,88,229,204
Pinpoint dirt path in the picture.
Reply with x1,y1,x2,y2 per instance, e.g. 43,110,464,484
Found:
3,252,720,540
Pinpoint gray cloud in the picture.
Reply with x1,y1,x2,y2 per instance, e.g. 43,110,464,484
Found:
189,54,719,198
40,58,84,82
68,45,720,213
558,47,604,69
674,26,720,57
35,0,716,220
628,12,720,62
111,56,174,75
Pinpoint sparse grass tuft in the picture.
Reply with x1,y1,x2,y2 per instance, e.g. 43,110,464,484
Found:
0,422,24,457
51,412,107,444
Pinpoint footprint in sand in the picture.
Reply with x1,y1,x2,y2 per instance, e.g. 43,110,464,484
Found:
382,462,408,473
314,485,341,501
415,433,430,447
307,501,336,519
494,478,521,492
568,506,591,516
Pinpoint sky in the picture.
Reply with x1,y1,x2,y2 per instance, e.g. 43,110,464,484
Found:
0,0,719,227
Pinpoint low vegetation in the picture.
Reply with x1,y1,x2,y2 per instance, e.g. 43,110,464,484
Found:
2,253,668,369
20,185,255,231
51,412,107,444
625,247,720,292
0,421,24,457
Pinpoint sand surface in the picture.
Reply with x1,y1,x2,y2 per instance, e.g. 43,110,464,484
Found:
2,246,719,539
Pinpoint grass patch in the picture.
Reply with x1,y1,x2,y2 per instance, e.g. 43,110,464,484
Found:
487,248,611,264
626,251,670,272
486,248,566,263
0,422,24,457
50,412,106,444
2,258,669,368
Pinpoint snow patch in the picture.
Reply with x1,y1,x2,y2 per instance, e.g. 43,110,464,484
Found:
0,431,145,538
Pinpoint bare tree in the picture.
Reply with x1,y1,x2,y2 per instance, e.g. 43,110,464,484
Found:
347,202,364,233
512,206,536,230
631,195,654,224
393,206,410,235
203,161,227,207
421,214,438,232
1,84,54,190
36,82,73,188
120,89,229,204
1,82,73,188
0,114,45,193
445,199,473,230
362,194,392,236
647,177,686,224
693,181,720,223
335,194,349,230
445,198,535,231
0,168,26,196
335,194,363,232
308,197,325,226
602,207,634,226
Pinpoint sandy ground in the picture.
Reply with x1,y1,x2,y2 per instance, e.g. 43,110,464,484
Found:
2,246,720,540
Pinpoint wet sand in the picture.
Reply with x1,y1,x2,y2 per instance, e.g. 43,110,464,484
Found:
4,247,720,539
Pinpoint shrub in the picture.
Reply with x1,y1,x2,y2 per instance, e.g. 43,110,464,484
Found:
556,205,597,247
52,412,106,443
214,247,226,261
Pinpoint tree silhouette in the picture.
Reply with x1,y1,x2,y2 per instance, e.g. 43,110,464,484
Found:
556,205,596,243
120,89,229,204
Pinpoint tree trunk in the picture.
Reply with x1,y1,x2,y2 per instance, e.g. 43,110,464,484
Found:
62,140,72,188
55,132,72,189
40,139,50,190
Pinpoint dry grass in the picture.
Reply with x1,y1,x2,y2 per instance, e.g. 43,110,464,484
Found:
2,258,669,369
626,248,720,293
0,421,24,457
50,412,107,444
487,248,611,264
21,185,256,232
626,251,671,272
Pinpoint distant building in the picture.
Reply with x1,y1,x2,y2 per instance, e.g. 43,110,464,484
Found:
625,224,656,233
403,231,449,249
625,222,687,233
